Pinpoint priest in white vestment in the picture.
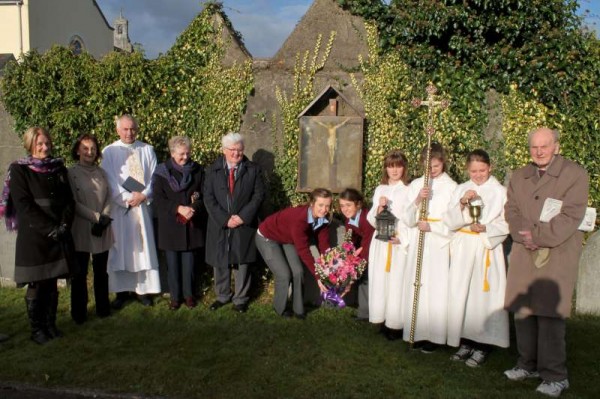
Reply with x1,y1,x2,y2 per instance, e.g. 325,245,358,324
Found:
101,115,161,307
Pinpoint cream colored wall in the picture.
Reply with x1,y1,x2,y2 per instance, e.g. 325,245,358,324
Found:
28,0,113,58
0,1,31,58
0,0,114,59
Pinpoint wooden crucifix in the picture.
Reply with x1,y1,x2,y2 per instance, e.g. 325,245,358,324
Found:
408,82,449,347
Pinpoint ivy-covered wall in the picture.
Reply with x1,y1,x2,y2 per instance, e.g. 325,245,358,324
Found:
0,3,252,165
334,0,599,214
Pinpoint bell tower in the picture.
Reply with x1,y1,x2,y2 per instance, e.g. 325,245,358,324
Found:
113,9,133,53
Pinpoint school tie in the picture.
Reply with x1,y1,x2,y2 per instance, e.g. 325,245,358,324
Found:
228,167,236,195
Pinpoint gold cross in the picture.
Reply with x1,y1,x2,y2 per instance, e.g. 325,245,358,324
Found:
412,83,449,136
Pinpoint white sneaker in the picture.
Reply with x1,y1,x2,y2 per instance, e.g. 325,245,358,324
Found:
535,379,569,397
504,366,540,381
465,349,487,367
450,344,473,361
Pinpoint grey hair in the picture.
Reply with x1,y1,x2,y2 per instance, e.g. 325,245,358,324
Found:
528,127,559,144
115,114,138,129
222,132,244,149
168,136,191,153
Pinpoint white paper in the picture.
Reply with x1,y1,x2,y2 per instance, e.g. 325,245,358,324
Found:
578,207,597,232
539,198,562,223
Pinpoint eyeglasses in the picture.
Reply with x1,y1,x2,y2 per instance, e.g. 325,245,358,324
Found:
226,147,244,153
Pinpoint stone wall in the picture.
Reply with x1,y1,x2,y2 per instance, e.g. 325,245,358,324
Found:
0,95,23,286
576,231,600,315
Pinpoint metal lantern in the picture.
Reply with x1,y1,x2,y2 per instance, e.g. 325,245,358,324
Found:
375,205,397,241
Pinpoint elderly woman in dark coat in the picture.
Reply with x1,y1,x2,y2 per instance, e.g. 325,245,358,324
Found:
0,127,75,344
203,132,265,313
153,136,205,310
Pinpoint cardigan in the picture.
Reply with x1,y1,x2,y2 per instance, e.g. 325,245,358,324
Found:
258,205,330,276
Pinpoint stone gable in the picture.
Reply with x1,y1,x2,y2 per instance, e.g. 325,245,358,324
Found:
235,0,368,170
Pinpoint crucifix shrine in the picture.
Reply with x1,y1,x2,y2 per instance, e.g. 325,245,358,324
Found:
297,86,364,193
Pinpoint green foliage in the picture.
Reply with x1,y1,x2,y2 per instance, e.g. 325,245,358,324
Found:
0,3,252,165
271,32,336,208
340,0,600,213
352,24,488,199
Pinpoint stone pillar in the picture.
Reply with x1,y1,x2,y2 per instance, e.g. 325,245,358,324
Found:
576,230,600,315
0,98,23,287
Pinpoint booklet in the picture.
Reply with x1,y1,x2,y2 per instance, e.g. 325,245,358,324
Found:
540,197,596,232
122,176,145,193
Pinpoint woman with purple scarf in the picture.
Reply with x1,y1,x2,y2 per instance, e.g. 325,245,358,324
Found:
152,136,205,310
0,127,75,344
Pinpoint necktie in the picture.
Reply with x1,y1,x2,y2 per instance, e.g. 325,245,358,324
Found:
538,169,546,178
228,167,235,195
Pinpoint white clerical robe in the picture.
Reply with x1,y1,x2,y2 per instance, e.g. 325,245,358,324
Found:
402,172,457,344
367,182,410,330
444,176,509,348
101,140,161,294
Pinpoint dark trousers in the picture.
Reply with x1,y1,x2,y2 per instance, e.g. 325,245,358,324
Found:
357,277,369,319
71,251,110,322
515,314,568,381
256,234,304,315
213,264,251,306
165,250,195,302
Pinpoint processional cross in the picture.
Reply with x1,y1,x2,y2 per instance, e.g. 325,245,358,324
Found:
408,83,449,347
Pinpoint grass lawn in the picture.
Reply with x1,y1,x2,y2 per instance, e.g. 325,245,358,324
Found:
1,286,599,399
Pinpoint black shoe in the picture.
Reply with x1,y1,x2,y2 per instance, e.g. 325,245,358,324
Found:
46,325,63,339
294,312,306,320
281,310,294,318
384,328,403,341
209,301,227,311
421,342,440,354
139,295,153,307
30,329,52,345
111,297,127,310
233,303,248,313
353,315,369,322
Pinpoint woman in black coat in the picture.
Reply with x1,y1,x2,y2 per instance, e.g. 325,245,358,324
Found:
203,132,265,313
1,127,75,344
153,136,205,310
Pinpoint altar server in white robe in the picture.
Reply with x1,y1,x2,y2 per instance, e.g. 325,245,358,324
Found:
367,150,411,339
101,114,161,307
444,149,509,367
402,142,457,352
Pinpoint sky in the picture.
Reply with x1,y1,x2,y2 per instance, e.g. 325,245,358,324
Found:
95,0,600,60
96,0,312,59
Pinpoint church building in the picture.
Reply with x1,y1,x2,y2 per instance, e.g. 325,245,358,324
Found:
0,0,132,59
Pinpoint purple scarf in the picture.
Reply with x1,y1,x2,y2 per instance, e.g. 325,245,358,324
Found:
0,156,65,231
154,158,197,193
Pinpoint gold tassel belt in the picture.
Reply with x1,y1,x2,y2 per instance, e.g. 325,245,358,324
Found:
458,228,490,292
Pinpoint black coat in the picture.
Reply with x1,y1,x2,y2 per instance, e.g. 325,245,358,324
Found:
9,162,75,283
203,155,265,268
152,159,206,251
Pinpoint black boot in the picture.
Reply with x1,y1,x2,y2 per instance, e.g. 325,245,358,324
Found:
25,297,51,345
46,290,63,339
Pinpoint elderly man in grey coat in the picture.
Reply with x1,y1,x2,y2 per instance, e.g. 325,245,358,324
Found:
203,132,265,313
503,127,589,398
